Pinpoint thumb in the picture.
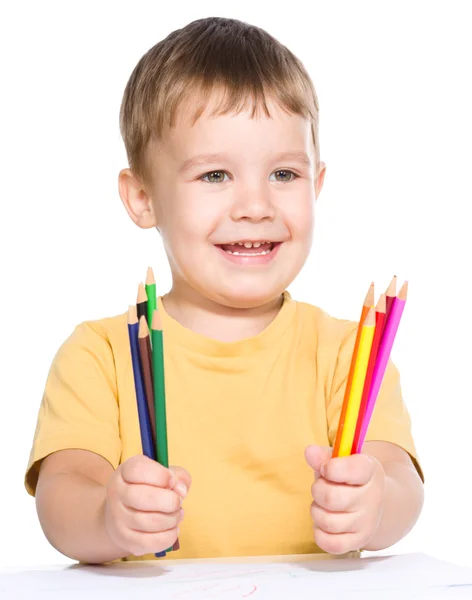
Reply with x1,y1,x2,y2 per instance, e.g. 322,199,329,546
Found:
305,445,333,477
169,466,192,498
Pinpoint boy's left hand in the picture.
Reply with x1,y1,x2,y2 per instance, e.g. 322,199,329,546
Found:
305,445,386,555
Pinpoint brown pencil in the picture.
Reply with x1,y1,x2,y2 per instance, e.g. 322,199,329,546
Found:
138,316,156,446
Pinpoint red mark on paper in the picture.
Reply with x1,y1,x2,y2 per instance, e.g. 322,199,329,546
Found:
242,585,257,597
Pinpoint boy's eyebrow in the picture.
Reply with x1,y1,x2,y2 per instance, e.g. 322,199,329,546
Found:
179,153,231,173
178,151,312,173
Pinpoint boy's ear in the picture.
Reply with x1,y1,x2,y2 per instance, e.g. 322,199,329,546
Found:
315,161,326,199
118,168,157,229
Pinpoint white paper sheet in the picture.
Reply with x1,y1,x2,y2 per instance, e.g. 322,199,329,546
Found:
1,553,472,599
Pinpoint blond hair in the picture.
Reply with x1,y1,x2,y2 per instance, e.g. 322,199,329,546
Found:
120,17,320,185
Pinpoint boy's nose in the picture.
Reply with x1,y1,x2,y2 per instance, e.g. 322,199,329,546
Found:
230,188,276,222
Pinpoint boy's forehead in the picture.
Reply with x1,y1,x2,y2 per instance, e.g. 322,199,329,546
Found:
159,90,313,161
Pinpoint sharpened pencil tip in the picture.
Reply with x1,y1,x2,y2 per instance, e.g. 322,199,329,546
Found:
386,275,397,297
137,282,148,303
365,307,376,326
398,281,408,301
364,282,375,306
146,267,156,286
127,305,138,324
376,293,387,312
138,315,150,337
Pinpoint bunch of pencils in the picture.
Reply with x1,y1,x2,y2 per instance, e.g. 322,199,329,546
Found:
333,276,408,457
127,267,178,557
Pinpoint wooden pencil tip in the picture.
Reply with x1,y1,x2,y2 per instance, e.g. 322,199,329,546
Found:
127,304,138,324
365,306,376,325
376,293,387,312
146,267,156,285
386,275,397,296
364,282,375,306
137,282,148,303
398,281,408,301
138,315,150,337
151,309,162,331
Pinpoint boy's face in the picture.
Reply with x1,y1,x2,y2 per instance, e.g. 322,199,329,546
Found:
120,92,325,309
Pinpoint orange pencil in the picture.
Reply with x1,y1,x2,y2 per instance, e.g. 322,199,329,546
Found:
333,282,375,457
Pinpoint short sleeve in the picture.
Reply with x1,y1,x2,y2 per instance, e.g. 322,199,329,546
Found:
25,322,122,496
327,323,423,481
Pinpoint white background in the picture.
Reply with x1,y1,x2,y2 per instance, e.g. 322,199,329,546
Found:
1,0,471,569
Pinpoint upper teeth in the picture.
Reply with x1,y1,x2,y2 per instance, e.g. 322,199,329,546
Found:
230,241,266,248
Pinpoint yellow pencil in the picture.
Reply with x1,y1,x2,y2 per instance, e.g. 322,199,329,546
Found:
337,307,376,457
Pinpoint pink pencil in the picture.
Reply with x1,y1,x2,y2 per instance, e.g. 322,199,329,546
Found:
354,281,408,452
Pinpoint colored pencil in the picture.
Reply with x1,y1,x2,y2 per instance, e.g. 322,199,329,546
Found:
146,267,157,331
127,306,155,461
138,316,156,446
336,307,376,457
332,283,375,457
351,294,386,454
136,312,167,559
151,309,179,553
137,283,148,322
151,310,169,468
383,275,397,336
356,281,408,451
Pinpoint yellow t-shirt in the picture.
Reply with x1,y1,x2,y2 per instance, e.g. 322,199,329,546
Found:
25,292,421,560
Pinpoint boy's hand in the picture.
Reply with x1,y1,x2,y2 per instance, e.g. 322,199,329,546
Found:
305,445,386,555
104,455,191,556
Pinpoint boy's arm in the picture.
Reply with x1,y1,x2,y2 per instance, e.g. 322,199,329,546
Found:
360,440,424,550
36,449,129,563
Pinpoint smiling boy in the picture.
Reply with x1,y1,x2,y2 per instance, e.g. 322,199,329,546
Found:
26,17,423,563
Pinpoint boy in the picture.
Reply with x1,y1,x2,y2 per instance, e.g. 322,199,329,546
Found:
25,17,423,564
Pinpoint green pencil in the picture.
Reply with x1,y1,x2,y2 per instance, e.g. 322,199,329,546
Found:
151,308,176,553
145,267,157,331
151,309,168,467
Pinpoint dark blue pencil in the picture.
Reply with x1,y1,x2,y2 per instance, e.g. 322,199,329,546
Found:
127,306,166,558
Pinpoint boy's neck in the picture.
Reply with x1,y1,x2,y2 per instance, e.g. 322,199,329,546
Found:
162,285,284,343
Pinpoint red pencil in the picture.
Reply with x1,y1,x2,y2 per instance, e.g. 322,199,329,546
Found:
351,293,386,454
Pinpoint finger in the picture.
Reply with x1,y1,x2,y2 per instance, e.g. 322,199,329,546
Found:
122,484,182,513
121,456,174,488
124,506,184,533
314,529,363,555
305,445,333,475
311,478,359,512
310,502,360,534
169,466,192,497
126,527,179,557
322,454,375,485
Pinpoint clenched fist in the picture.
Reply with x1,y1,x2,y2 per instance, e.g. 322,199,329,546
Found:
104,455,191,556
305,445,386,555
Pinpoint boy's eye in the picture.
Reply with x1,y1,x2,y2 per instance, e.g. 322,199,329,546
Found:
200,169,298,184
270,169,297,183
201,171,228,184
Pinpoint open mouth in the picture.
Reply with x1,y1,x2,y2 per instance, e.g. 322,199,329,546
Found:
216,241,280,256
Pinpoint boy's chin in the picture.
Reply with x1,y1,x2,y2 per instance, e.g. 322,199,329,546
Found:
214,287,285,310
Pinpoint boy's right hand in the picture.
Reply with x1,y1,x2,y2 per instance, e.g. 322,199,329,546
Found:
104,455,190,556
